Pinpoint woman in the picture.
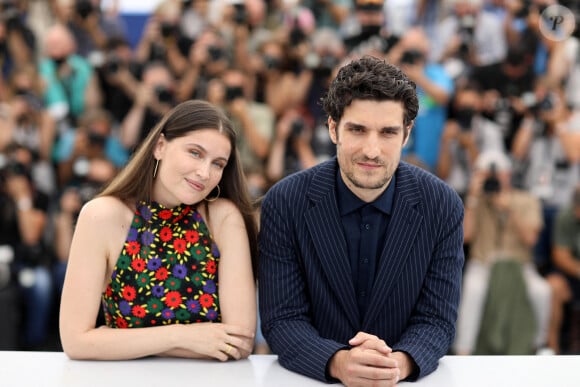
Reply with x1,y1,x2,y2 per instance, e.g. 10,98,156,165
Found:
59,100,258,361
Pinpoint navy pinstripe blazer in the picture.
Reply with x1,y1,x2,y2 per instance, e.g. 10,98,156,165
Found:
258,159,464,382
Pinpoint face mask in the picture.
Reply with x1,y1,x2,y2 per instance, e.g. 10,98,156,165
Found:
53,56,68,67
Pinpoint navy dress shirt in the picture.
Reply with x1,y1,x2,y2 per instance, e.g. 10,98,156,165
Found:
336,171,395,320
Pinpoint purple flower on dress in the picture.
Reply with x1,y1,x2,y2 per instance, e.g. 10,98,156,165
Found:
206,308,218,321
126,228,138,242
211,243,220,258
162,308,174,320
141,230,155,246
119,300,131,316
140,205,152,221
203,279,216,294
152,285,165,298
193,211,202,222
147,257,162,271
110,269,117,279
173,264,187,279
186,299,200,313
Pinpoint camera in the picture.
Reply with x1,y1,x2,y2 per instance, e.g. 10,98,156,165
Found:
483,163,501,194
207,45,224,61
160,22,178,39
104,54,122,74
87,131,106,147
458,15,475,57
225,85,244,102
233,3,246,24
290,118,305,137
305,53,338,78
154,85,174,104
263,55,280,70
400,49,423,65
15,89,44,111
521,92,554,116
455,107,475,131
75,0,94,19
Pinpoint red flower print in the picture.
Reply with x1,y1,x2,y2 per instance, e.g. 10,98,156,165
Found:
159,209,173,220
116,316,128,328
105,285,112,297
132,305,146,318
206,260,217,274
126,241,140,255
174,238,186,254
122,285,136,301
165,291,182,308
199,293,214,308
131,258,146,272
185,230,199,244
155,267,169,281
160,226,173,242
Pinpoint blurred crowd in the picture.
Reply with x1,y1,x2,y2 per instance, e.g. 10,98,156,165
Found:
1,0,580,355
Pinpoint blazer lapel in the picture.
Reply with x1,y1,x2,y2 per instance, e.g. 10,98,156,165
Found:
363,163,424,329
304,161,360,329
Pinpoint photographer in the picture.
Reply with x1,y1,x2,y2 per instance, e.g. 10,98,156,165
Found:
0,0,36,79
134,0,191,78
0,63,57,196
512,85,579,272
432,0,506,78
437,82,491,199
388,26,454,171
0,143,54,349
119,61,175,150
39,23,102,130
95,37,142,127
50,0,127,59
455,150,552,355
265,109,318,185
213,67,275,198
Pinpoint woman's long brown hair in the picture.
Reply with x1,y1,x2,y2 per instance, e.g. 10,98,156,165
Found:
99,100,259,276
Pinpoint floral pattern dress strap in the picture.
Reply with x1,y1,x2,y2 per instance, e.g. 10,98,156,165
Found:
101,201,221,328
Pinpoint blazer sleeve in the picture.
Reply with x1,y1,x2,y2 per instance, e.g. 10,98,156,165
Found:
392,188,465,379
258,186,347,382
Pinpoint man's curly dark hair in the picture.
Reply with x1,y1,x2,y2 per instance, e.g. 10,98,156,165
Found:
322,56,419,130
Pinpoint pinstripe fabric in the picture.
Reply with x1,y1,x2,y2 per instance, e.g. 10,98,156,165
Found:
258,159,465,382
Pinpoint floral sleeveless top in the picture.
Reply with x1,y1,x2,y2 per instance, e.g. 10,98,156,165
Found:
101,201,221,328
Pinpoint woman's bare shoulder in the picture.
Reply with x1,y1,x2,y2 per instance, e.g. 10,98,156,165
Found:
207,198,243,222
78,196,134,225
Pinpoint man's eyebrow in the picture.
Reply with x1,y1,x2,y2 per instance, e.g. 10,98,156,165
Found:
343,122,402,132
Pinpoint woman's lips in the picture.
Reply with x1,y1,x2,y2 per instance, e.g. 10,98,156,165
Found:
185,178,205,191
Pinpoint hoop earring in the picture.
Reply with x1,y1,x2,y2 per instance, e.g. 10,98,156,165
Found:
153,159,159,179
205,185,221,202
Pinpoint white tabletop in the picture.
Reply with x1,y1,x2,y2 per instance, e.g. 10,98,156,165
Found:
0,351,578,387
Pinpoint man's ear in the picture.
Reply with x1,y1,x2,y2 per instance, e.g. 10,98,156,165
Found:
403,121,414,146
328,117,338,144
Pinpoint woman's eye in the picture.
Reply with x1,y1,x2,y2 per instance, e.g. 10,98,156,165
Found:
190,150,201,158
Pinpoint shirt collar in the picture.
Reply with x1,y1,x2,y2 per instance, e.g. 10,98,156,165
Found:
336,169,396,216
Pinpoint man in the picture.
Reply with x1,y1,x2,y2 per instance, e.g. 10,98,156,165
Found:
258,56,465,385
39,23,101,128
